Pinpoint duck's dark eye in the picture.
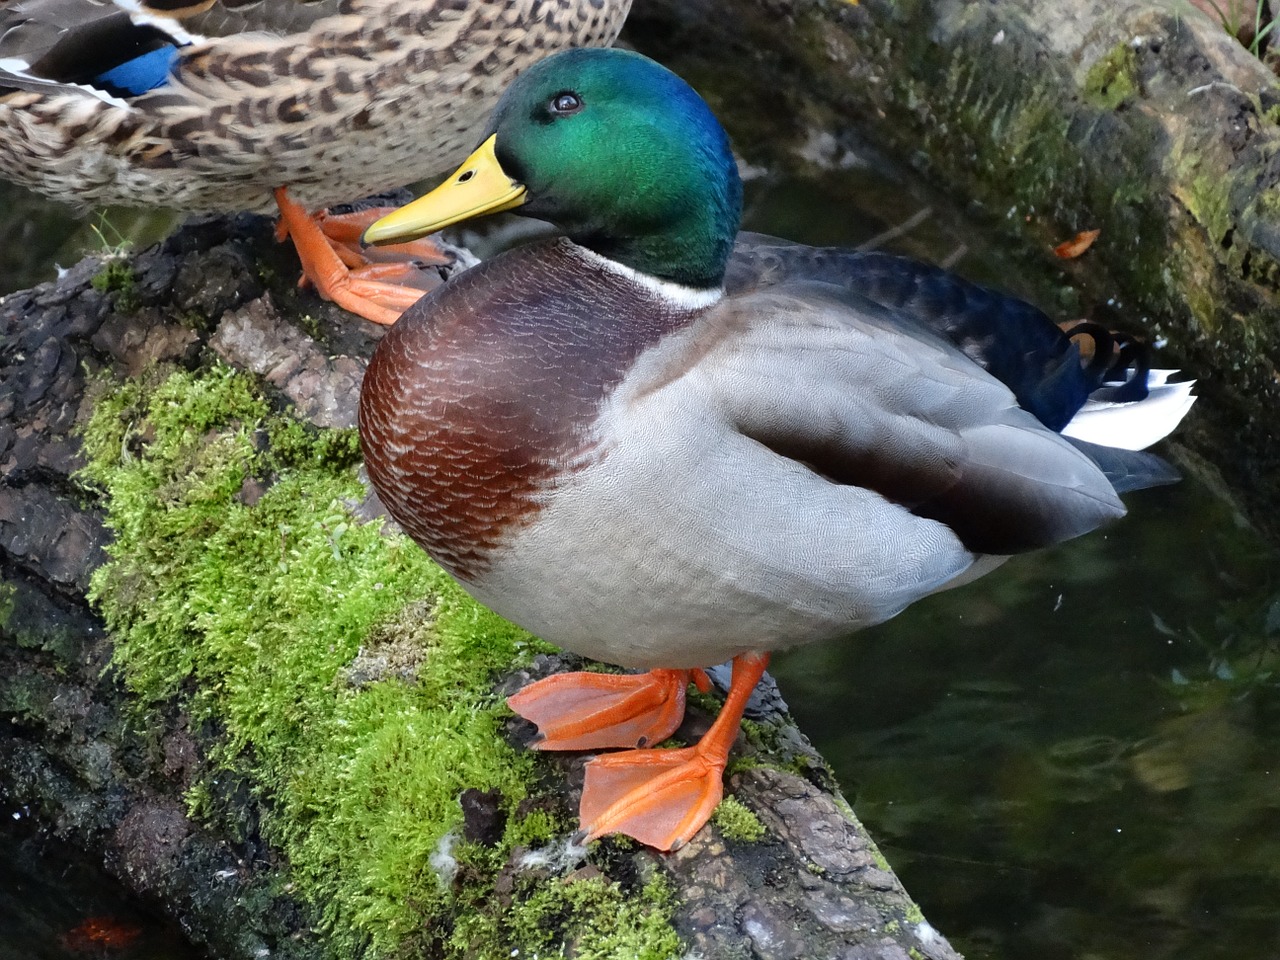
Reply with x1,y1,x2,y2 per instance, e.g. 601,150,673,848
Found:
550,91,582,115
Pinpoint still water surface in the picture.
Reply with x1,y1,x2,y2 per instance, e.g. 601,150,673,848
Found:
0,811,197,959
2,146,1278,960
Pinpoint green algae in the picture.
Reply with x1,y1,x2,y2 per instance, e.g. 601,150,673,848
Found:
1083,43,1140,111
77,364,682,960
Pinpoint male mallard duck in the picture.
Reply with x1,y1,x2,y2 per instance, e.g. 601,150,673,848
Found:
358,48,1197,850
0,0,630,324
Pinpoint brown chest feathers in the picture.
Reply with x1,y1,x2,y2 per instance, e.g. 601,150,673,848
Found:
358,238,703,581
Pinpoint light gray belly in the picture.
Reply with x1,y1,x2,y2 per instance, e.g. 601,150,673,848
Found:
460,396,979,670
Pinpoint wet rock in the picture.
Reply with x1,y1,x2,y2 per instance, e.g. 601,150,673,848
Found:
172,241,263,320
0,485,108,591
90,311,200,375
110,801,193,889
740,900,807,959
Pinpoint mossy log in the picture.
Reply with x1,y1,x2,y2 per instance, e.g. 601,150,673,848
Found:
0,215,957,960
626,0,1280,540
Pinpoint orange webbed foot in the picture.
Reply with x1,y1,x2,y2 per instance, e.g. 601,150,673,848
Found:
511,654,771,850
565,653,771,851
316,205,453,280
580,743,726,851
508,668,709,751
273,187,450,325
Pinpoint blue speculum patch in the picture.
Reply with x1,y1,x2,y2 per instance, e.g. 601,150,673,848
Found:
94,45,179,96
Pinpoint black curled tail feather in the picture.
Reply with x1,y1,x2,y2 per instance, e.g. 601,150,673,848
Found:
1059,321,1152,404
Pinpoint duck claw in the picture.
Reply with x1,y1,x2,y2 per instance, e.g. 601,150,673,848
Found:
274,186,436,325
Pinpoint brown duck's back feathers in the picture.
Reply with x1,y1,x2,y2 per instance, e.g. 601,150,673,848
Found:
0,0,630,211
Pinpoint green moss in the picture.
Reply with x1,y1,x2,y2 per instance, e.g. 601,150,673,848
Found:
503,808,566,849
711,795,767,842
0,582,13,630
0,673,53,721
1184,171,1235,247
0,577,80,665
1083,43,1140,111
724,754,763,776
78,364,681,959
452,873,681,959
870,845,892,872
739,716,784,754
89,257,140,311
1254,185,1280,219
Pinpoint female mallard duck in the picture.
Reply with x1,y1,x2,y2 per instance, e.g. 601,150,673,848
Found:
0,0,630,324
358,48,1197,850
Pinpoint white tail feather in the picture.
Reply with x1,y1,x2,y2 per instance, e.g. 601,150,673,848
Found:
1060,370,1196,451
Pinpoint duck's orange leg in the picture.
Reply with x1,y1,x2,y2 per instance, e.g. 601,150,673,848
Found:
273,187,449,325
314,206,453,283
579,652,770,851
508,667,711,752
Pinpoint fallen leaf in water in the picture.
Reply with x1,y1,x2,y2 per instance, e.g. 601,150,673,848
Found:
60,916,143,953
1054,228,1101,259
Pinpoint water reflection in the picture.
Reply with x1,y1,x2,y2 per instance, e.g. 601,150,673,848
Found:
0,180,177,295
0,811,201,959
772,429,1280,960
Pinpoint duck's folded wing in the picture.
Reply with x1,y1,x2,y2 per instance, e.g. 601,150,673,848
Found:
728,236,1094,431
698,283,1127,556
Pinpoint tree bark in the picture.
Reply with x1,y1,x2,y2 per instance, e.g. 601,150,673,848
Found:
0,213,957,960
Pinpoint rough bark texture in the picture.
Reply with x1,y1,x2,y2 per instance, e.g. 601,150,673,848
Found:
627,0,1280,540
0,214,956,960
0,217,342,960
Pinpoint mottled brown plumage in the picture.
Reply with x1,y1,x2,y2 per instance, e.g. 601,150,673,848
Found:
0,0,630,213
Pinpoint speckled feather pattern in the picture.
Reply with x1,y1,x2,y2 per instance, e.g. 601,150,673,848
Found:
0,0,629,211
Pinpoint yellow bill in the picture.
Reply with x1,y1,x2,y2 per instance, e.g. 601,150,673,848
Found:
362,134,527,245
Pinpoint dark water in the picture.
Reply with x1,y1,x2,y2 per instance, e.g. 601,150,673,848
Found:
0,810,198,960
3,152,1278,960
772,478,1280,960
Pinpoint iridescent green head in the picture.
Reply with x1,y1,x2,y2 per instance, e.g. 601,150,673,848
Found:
365,49,743,290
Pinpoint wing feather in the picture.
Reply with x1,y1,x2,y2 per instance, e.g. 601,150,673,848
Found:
698,282,1126,555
